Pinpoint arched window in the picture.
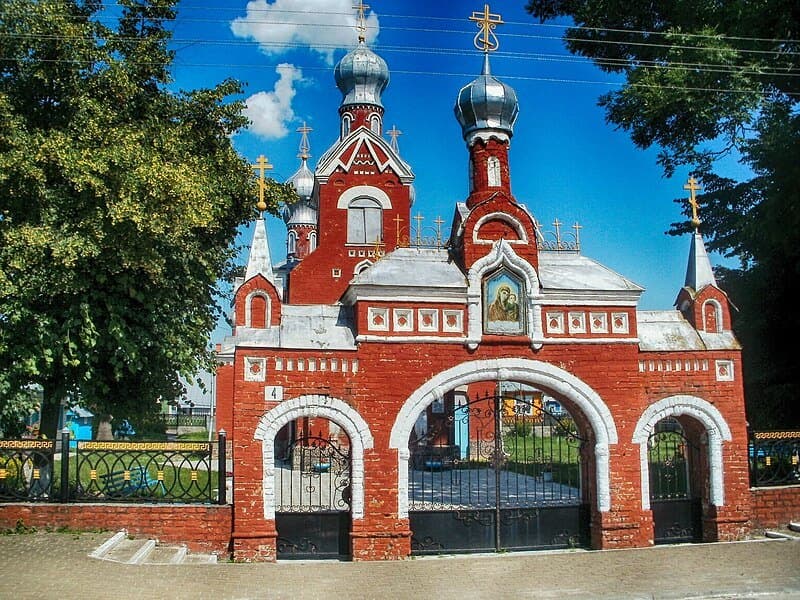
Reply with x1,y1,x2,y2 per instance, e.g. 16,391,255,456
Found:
341,114,352,138
487,156,501,187
370,115,381,135
468,157,475,192
347,197,382,244
309,231,317,252
287,231,297,256
249,294,268,328
703,300,722,333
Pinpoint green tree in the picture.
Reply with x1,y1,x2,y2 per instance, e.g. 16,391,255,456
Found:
0,0,295,437
526,1,800,428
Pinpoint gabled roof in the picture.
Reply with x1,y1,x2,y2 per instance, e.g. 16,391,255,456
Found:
316,126,414,183
637,310,740,351
538,252,644,296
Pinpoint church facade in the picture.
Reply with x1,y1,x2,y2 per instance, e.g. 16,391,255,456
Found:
215,8,750,561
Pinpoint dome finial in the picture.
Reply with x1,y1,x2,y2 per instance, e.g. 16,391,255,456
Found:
469,4,504,53
297,121,312,161
683,176,702,231
251,154,273,213
354,0,370,43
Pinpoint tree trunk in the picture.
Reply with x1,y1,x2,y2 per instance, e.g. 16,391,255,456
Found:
38,386,61,440
96,415,114,441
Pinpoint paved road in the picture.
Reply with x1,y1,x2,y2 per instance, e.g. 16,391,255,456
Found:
1,532,798,600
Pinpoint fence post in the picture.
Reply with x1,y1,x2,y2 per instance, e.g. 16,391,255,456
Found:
60,427,70,502
217,429,227,505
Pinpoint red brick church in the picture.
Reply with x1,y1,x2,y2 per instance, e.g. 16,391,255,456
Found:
215,5,750,561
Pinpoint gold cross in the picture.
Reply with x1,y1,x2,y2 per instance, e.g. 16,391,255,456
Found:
394,214,404,246
297,122,312,160
354,0,370,42
434,216,445,247
251,154,273,212
469,4,503,53
414,213,424,246
552,218,562,249
683,176,701,228
387,125,402,152
572,222,583,251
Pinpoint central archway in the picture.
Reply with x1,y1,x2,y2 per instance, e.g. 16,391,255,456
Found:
389,358,618,519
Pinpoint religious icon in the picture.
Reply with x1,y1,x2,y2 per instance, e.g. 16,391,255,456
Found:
484,270,524,334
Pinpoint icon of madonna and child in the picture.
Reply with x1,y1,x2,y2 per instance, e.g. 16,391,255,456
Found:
484,273,524,334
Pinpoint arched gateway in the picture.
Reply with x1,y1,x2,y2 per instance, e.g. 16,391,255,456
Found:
389,359,618,553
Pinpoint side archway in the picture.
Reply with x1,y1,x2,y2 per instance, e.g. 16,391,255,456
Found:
389,358,618,517
255,395,374,519
632,395,732,509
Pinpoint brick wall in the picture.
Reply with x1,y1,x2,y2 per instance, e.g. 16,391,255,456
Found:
0,504,232,554
750,486,800,529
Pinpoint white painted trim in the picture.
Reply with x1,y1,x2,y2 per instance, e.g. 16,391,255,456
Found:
244,290,271,328
702,298,724,333
356,335,466,344
632,395,732,509
389,358,618,516
538,337,641,345
473,212,529,245
254,395,374,520
467,240,544,349
336,185,393,210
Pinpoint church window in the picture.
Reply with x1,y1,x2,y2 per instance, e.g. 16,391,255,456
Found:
483,269,524,335
309,231,317,252
247,293,268,328
468,157,474,192
342,114,352,138
487,156,501,187
703,300,722,333
370,114,381,135
287,231,297,255
347,197,382,244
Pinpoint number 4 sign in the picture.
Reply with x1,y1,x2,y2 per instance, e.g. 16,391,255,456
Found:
265,386,284,402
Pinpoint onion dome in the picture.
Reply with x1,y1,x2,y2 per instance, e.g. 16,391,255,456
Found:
286,159,314,200
454,54,519,141
334,42,390,109
282,199,317,226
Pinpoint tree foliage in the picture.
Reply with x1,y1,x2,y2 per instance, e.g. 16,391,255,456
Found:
0,0,295,436
526,0,800,427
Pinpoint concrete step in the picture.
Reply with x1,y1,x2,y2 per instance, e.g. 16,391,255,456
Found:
90,530,218,565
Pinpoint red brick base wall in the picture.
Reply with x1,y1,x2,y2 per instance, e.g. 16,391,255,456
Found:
0,504,232,554
750,486,800,529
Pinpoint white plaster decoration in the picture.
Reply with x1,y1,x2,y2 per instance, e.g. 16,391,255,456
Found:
393,308,414,332
472,212,529,245
274,357,283,371
611,312,629,334
245,291,271,328
418,309,439,332
367,307,389,331
546,312,564,334
389,358,618,516
466,129,510,146
243,357,266,382
568,312,587,334
354,259,373,275
442,309,464,333
336,185,393,210
255,395,374,520
467,240,543,349
590,312,608,334
632,395,733,510
715,360,734,382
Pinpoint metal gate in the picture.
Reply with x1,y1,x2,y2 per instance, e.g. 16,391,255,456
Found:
648,419,702,544
275,434,351,559
408,392,589,554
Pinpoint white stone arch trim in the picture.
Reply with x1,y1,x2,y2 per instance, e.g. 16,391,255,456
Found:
336,185,392,210
702,298,723,333
389,358,618,516
467,239,543,349
255,395,374,520
472,212,529,245
353,259,373,275
632,395,732,509
245,290,271,328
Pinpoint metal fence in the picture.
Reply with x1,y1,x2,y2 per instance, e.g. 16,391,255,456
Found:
749,430,800,487
0,431,227,504
159,414,211,428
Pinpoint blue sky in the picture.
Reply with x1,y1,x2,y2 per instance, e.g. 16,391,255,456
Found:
162,1,741,343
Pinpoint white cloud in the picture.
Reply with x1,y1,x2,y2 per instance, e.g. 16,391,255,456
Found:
231,0,380,64
243,63,303,139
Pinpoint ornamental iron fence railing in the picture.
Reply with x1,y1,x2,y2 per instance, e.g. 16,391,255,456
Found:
749,430,800,487
0,431,227,504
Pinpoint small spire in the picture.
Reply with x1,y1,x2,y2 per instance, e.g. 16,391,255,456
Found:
469,4,503,53
386,124,402,153
297,122,312,160
354,0,370,43
681,177,717,291
245,218,275,283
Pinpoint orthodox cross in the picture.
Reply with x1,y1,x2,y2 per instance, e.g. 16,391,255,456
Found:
394,214,404,246
387,125,402,153
297,122,312,160
683,176,701,229
552,218,563,249
354,0,369,43
434,216,445,247
469,4,503,53
251,154,273,212
572,222,583,251
414,213,424,246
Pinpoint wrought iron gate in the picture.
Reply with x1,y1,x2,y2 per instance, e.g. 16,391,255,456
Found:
408,393,589,554
275,434,351,559
648,419,702,544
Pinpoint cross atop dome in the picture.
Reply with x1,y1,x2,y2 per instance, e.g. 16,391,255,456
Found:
297,122,312,160
469,4,504,53
354,0,370,43
683,176,701,230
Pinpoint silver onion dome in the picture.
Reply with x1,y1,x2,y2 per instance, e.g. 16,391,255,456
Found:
283,199,317,227
285,159,315,200
454,54,519,141
334,42,389,108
